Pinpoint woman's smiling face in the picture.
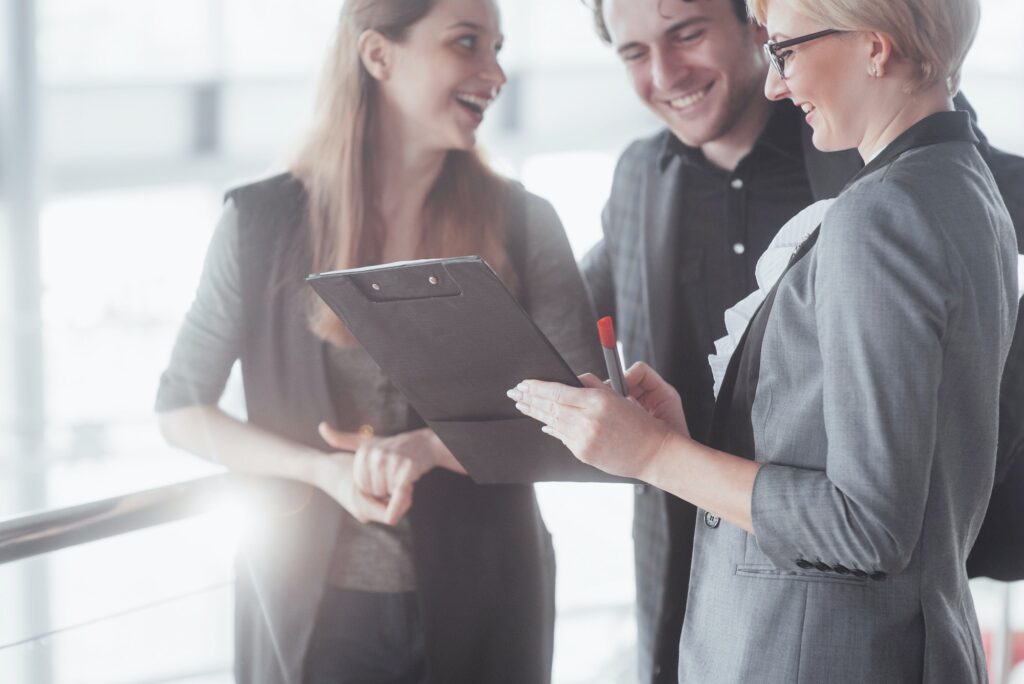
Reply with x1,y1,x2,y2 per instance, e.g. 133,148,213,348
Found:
761,0,871,152
378,0,507,152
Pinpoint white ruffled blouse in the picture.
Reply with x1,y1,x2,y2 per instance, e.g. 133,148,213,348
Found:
708,201,1024,399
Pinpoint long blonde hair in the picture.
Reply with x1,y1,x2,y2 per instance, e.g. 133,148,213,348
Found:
291,0,516,346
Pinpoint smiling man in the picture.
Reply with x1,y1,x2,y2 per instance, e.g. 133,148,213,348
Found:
580,1,1024,683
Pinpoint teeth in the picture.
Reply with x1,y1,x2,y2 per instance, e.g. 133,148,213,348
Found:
455,93,492,112
801,103,815,113
669,86,709,110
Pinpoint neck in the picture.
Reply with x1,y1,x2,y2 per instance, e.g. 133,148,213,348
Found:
700,93,775,172
372,107,447,241
857,84,954,163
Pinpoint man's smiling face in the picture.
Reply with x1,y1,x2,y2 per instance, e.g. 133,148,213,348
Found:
604,0,768,148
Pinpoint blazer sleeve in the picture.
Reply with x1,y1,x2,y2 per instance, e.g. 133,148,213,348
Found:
518,192,605,378
750,180,955,575
581,238,615,321
155,200,244,411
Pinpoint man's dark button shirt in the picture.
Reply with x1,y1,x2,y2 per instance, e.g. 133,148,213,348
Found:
663,102,814,444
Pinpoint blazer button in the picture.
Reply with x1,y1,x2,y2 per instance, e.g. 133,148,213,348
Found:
833,564,851,575
870,571,888,581
704,512,720,528
796,559,813,570
851,569,868,578
814,561,831,572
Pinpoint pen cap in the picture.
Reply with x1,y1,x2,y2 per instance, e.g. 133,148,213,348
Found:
598,316,617,349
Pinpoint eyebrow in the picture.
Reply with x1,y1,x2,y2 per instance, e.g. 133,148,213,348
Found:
616,17,710,55
447,20,504,42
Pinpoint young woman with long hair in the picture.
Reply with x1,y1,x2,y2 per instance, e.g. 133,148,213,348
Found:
156,1,602,681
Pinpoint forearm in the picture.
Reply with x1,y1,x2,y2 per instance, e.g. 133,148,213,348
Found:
641,433,760,534
157,405,326,487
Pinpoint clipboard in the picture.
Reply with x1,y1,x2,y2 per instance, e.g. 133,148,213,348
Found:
307,256,628,484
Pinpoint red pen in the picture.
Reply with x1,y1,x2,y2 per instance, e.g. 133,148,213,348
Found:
597,316,628,397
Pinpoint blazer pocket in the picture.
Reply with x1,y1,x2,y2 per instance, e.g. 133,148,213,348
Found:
428,416,624,485
735,563,867,587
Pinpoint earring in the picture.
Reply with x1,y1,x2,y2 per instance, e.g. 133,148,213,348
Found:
869,64,881,78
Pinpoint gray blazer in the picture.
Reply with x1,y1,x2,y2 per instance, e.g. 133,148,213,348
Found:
679,115,1019,682
581,102,860,683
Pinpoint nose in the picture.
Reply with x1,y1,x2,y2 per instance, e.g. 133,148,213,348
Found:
651,46,686,93
764,66,789,101
481,52,507,93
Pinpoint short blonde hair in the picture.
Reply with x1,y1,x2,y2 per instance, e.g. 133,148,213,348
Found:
747,0,979,93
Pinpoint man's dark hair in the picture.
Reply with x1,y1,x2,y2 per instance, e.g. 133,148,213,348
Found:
584,0,749,43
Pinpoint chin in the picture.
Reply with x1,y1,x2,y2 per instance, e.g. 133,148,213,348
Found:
810,129,847,153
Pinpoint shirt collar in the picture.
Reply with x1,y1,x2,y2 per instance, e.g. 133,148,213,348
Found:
658,100,805,173
846,110,977,189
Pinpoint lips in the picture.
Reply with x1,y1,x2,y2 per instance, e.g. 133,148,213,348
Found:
666,83,713,111
454,92,494,116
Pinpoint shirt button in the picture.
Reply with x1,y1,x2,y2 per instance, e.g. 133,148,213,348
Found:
733,243,746,255
814,561,832,572
704,511,720,528
870,571,888,581
796,559,814,570
730,178,744,190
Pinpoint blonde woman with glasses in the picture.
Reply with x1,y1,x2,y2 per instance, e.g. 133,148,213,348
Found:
513,0,1019,680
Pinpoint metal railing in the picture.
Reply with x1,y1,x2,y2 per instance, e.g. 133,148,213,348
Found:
0,475,226,566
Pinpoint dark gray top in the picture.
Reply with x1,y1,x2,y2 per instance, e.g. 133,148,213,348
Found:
157,191,603,593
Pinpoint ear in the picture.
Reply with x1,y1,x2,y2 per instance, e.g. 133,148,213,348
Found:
865,31,895,78
358,29,392,81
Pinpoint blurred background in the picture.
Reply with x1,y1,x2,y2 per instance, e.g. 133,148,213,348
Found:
0,0,1022,682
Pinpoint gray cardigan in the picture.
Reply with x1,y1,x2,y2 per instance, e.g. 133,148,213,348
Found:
681,112,1018,682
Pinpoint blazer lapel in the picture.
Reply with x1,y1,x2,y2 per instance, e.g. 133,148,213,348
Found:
643,155,685,374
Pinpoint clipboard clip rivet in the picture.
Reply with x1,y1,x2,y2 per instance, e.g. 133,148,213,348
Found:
428,276,439,285
371,283,381,291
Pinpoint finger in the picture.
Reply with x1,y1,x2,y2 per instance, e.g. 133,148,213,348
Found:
353,447,373,494
578,373,612,391
356,491,390,525
367,448,389,499
384,454,403,494
624,362,668,398
540,424,569,446
507,380,591,408
318,422,362,452
384,479,414,525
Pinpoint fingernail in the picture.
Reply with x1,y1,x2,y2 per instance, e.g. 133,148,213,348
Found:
515,402,529,413
517,382,528,392
540,426,552,435
507,389,522,400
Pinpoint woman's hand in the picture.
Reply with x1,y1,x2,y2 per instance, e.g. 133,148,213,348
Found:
309,447,396,525
317,424,459,523
508,363,689,481
621,362,690,438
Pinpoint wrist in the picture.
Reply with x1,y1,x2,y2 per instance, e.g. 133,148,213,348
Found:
638,427,679,487
307,449,351,491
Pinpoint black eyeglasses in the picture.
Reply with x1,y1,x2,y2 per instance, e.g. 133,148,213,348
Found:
763,29,843,79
